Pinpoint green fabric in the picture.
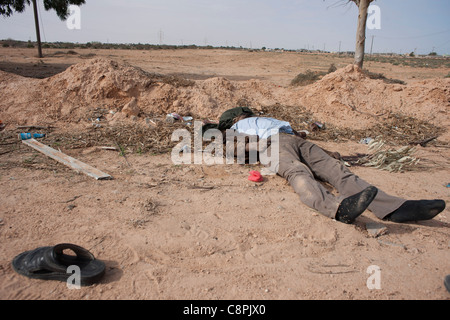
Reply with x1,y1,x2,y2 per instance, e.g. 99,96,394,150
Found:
202,107,255,134
201,123,219,133
218,107,254,131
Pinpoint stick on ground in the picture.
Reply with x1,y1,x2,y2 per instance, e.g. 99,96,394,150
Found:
22,138,113,180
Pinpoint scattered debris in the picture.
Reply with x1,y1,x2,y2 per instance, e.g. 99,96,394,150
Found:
166,113,182,123
60,195,82,203
410,136,438,147
359,137,373,145
188,185,215,191
0,149,16,156
100,146,118,151
16,125,54,130
365,222,388,238
310,121,325,131
377,239,407,250
42,122,189,155
248,170,263,182
260,104,445,147
18,133,46,140
165,113,194,126
357,137,420,172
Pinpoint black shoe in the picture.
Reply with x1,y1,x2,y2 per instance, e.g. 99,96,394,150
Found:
384,200,446,223
336,186,378,224
445,275,450,293
12,243,105,286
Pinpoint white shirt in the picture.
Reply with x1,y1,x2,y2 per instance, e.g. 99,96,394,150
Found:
230,117,294,139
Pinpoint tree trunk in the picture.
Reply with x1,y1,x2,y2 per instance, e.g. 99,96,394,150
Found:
354,0,370,69
32,0,43,58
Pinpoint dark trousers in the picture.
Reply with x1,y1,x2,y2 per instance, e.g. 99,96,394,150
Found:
272,134,405,219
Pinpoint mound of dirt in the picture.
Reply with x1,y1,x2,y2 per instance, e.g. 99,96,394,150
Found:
0,59,448,142
0,58,280,126
295,64,450,133
0,58,152,125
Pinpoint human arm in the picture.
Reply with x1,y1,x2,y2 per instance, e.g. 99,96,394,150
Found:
223,130,270,163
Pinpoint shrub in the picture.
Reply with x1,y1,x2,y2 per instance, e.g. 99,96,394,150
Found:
362,69,406,85
291,70,323,86
291,64,338,87
328,63,337,73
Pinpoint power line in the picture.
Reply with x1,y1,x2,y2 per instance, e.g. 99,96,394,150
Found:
372,28,450,40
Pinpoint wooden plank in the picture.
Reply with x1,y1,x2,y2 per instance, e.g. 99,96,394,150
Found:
22,139,113,180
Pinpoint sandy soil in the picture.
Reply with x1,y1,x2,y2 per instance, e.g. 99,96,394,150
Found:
0,47,449,300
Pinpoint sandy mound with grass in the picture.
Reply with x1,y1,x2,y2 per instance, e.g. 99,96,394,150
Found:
293,64,450,132
0,58,448,142
0,58,278,126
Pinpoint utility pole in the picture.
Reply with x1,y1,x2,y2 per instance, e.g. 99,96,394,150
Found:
32,0,43,58
338,41,341,54
370,35,374,55
158,29,164,45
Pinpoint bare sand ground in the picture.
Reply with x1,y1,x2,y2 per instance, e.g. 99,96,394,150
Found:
0,47,449,300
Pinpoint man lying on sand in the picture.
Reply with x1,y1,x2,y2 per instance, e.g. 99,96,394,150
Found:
203,107,446,224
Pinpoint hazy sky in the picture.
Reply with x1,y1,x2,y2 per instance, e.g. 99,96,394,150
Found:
0,0,449,55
